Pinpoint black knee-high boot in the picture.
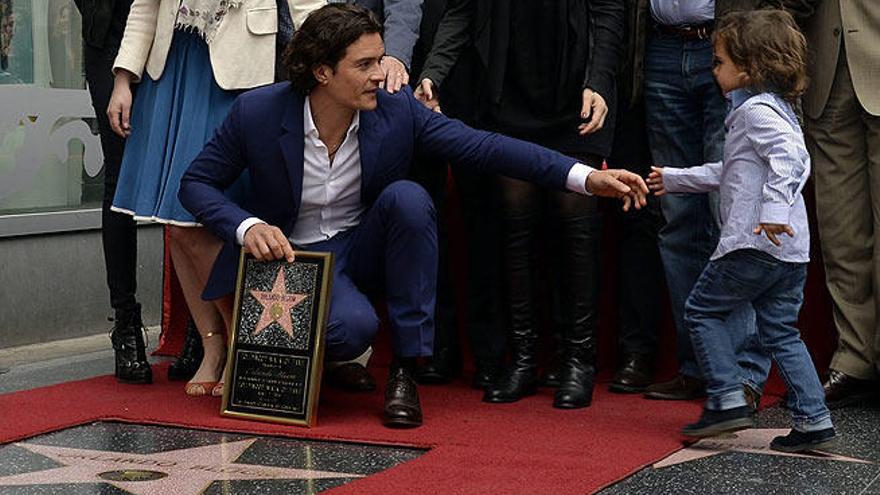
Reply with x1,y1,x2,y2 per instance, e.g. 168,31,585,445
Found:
552,211,601,409
483,213,540,403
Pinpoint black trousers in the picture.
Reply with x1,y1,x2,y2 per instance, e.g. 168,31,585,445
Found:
607,98,664,356
83,43,139,312
411,158,506,368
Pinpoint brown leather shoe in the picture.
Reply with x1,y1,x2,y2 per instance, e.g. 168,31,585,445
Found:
744,384,761,413
824,369,877,409
609,353,654,393
644,374,706,400
325,363,377,392
383,366,423,428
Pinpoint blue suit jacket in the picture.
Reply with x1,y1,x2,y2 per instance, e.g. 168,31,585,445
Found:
180,83,576,299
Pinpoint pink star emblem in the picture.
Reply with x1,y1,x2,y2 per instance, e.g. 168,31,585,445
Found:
249,267,308,338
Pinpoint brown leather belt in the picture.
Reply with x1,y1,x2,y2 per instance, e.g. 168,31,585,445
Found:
655,21,714,41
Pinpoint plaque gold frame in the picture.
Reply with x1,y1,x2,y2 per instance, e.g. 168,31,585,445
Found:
220,250,334,427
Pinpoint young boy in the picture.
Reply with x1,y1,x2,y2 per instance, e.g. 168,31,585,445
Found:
647,9,836,453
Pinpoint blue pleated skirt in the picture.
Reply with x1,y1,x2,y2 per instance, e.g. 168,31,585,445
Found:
112,30,242,225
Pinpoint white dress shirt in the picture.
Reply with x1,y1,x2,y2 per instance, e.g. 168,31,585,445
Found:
236,99,596,246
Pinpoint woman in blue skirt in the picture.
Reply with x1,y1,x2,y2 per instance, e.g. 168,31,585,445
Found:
107,0,324,396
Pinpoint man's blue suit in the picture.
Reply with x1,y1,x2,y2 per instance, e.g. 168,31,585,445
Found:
180,83,577,360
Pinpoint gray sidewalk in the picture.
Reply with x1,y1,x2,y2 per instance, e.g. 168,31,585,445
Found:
0,326,166,395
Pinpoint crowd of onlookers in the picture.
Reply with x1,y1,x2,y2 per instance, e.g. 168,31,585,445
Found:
75,0,878,445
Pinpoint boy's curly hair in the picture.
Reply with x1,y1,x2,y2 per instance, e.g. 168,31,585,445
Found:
282,3,383,95
714,9,808,102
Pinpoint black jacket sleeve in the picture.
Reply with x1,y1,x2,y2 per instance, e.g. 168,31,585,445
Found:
584,0,625,100
418,0,473,89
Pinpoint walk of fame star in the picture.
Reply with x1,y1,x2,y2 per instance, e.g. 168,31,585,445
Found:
654,428,872,468
250,267,308,338
0,438,362,494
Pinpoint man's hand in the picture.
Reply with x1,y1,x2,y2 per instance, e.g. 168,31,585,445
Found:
414,78,442,112
754,223,794,247
646,166,667,196
578,88,608,135
107,70,134,138
244,223,295,262
380,56,410,94
586,169,649,212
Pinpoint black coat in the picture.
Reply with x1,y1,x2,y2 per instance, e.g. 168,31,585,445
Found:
419,0,624,156
73,0,131,49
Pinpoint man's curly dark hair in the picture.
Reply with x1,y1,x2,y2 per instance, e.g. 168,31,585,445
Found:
282,3,384,95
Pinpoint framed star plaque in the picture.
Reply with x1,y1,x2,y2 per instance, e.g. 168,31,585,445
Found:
221,250,334,427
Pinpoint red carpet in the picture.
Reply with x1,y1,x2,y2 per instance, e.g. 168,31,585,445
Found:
0,365,702,494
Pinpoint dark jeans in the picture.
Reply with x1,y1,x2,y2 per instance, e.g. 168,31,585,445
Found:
686,250,832,431
84,43,139,313
644,31,769,388
304,181,438,361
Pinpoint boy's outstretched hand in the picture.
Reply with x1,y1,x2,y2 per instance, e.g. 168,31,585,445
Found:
754,223,795,246
646,166,666,196
586,169,649,212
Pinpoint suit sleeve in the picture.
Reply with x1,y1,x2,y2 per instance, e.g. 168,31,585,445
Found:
407,90,575,190
584,0,624,100
112,0,159,82
179,97,256,244
418,0,472,89
382,0,424,69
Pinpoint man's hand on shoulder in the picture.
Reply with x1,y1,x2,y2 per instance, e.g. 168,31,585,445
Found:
244,223,295,262
586,169,649,212
380,56,410,94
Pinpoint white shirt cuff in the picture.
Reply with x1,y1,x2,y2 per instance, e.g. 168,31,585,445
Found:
566,163,596,196
236,217,266,245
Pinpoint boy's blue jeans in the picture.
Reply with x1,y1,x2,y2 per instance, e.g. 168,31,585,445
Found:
685,249,832,432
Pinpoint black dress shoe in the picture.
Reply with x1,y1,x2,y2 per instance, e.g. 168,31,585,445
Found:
770,427,837,452
553,355,594,409
824,369,877,409
167,318,203,382
609,353,654,393
325,363,376,392
383,364,423,428
415,347,461,385
682,406,755,437
644,374,706,400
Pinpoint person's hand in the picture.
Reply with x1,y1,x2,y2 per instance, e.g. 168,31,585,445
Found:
754,223,794,247
647,166,667,196
244,223,295,262
414,78,442,113
578,88,608,135
107,70,134,138
586,169,649,212
380,56,409,94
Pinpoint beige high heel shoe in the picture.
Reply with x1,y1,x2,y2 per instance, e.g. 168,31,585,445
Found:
184,331,225,397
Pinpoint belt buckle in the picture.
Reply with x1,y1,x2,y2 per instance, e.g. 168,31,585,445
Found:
695,25,710,40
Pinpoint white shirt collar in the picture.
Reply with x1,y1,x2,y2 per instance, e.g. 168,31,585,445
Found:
303,95,360,140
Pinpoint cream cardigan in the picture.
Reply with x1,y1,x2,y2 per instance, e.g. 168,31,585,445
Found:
113,0,325,90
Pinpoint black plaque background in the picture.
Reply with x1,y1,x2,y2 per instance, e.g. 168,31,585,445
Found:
224,253,332,425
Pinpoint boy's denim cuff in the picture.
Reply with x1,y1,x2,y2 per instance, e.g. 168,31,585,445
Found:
760,202,792,225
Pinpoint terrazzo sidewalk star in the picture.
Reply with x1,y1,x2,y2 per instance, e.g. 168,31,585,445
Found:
654,429,872,468
0,438,362,494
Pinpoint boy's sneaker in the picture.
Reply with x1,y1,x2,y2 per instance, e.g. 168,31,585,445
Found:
770,427,837,453
682,406,755,437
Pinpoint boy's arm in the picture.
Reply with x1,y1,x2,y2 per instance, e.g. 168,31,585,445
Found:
746,103,810,225
662,161,724,193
